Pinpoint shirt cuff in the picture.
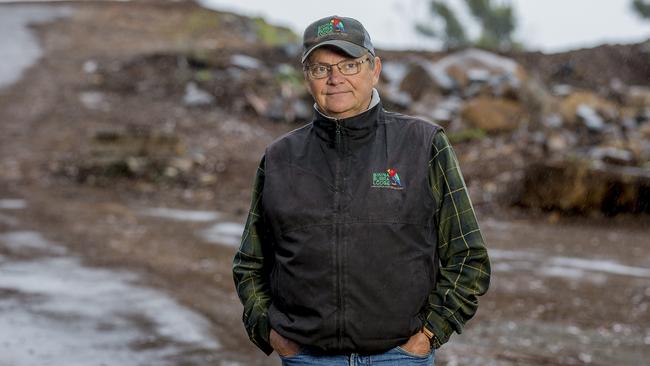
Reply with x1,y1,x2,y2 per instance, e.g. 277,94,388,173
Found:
249,312,274,355
423,310,454,349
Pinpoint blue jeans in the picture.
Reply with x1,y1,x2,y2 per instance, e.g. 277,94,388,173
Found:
279,346,435,366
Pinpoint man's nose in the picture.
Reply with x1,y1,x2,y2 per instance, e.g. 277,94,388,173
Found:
327,66,344,84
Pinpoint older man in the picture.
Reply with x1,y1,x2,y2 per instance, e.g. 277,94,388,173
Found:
233,15,490,365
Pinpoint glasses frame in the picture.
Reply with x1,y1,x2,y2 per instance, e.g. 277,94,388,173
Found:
303,56,371,79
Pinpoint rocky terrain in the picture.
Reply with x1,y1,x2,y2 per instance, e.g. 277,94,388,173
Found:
0,1,648,366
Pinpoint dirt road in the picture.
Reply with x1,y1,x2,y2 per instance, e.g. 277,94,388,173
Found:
0,2,648,366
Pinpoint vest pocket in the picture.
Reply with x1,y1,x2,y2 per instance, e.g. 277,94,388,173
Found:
344,222,433,342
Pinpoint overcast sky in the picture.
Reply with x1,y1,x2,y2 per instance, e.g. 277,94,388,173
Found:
199,0,650,53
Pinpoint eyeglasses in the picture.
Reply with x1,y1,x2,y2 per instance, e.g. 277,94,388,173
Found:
303,57,370,79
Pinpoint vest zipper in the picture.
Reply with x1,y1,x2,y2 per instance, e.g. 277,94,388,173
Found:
333,119,344,348
335,120,342,148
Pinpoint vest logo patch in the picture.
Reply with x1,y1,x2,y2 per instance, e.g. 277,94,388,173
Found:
372,168,403,189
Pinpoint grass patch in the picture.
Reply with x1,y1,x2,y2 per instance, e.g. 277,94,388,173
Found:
253,17,298,46
186,9,220,36
447,128,487,143
194,69,213,82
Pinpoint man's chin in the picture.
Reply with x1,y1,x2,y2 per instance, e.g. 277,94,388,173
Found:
322,104,355,117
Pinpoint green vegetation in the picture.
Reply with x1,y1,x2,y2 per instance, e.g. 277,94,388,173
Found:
447,128,487,143
162,8,222,49
416,1,468,48
417,0,519,50
185,8,221,36
194,69,214,82
466,0,517,50
275,64,303,87
632,0,650,19
163,8,298,50
253,17,299,46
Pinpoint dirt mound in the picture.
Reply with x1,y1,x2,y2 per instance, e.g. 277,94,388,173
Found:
509,41,650,90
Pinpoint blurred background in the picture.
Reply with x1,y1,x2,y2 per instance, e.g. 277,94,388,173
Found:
0,0,648,365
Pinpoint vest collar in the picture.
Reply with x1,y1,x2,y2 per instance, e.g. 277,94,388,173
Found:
312,89,382,146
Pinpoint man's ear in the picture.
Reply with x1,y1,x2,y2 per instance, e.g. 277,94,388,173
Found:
372,57,382,86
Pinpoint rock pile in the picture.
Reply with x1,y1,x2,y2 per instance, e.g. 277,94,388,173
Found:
376,47,649,215
62,126,211,185
63,6,649,216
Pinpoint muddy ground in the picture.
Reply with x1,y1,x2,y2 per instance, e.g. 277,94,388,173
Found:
0,2,648,366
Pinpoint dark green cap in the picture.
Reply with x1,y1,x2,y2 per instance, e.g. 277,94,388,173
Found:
301,15,375,63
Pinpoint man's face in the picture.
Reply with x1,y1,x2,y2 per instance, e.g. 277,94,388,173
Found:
305,47,381,120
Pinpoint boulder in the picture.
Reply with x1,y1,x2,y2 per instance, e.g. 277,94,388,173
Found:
398,63,438,101
515,160,650,214
640,123,650,139
518,78,558,128
625,86,650,109
559,91,618,126
230,54,263,69
244,91,311,122
379,61,415,108
75,127,188,181
588,146,636,166
183,81,215,107
428,48,528,98
461,96,526,133
576,104,606,131
411,95,463,125
545,131,576,153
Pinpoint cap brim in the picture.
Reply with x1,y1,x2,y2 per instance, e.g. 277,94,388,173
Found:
301,40,369,63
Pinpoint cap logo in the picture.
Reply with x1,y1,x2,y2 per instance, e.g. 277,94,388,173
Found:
317,18,346,37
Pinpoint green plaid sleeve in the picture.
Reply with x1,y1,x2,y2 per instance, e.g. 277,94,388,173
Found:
232,156,275,355
423,130,491,348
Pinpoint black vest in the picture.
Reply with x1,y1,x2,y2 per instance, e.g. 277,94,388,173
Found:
263,103,441,354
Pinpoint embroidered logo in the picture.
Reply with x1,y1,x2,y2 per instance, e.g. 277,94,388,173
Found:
372,168,403,189
317,18,346,37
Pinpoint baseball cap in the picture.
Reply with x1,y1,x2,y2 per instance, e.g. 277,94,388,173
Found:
301,16,375,63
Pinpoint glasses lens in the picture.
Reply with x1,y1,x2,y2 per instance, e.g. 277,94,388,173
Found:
306,57,367,79
339,60,360,75
309,64,328,79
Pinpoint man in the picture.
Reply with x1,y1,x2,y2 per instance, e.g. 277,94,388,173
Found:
233,15,490,365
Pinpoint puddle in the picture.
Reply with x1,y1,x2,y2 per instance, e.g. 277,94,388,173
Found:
549,256,650,278
540,266,607,283
491,248,650,279
138,206,245,248
0,4,71,89
539,266,584,279
489,249,539,261
139,208,221,222
481,218,515,231
200,222,245,247
0,231,66,255
0,199,27,209
0,231,220,365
